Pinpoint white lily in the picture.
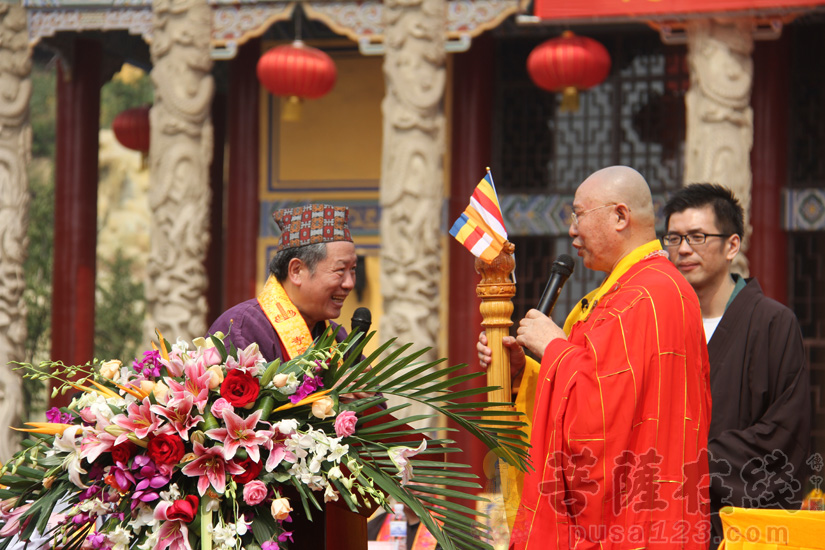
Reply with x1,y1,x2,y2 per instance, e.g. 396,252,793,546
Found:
388,439,427,486
51,425,88,488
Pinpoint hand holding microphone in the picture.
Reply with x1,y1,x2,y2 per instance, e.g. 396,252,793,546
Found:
515,254,576,356
479,254,576,367
536,254,576,316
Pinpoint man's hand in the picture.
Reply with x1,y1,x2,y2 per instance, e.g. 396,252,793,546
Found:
516,309,566,356
477,331,526,376
336,365,375,403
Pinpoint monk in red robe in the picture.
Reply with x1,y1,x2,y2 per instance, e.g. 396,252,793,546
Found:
480,166,712,549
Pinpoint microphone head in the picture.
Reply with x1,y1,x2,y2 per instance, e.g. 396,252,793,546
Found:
551,254,576,277
351,307,372,325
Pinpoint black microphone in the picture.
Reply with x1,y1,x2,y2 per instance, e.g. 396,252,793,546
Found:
536,254,576,316
350,307,372,337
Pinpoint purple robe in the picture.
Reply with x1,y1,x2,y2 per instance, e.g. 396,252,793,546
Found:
208,298,347,362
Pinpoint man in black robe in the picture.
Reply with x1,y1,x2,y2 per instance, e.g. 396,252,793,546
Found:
664,184,811,549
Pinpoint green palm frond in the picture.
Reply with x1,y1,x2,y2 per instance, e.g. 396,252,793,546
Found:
305,328,531,550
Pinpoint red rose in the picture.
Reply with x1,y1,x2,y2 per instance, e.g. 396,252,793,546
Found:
232,456,263,485
166,495,199,523
220,369,260,407
147,433,185,466
111,441,137,465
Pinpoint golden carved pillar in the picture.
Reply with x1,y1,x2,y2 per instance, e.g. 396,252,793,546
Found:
475,242,515,406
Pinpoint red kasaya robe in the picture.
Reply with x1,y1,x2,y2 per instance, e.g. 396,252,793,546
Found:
513,246,712,549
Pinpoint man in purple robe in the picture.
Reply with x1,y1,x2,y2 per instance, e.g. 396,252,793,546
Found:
208,203,361,548
209,203,357,362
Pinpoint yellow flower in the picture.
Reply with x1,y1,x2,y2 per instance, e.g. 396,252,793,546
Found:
311,397,335,420
206,365,224,390
272,373,289,388
99,360,122,380
271,498,292,521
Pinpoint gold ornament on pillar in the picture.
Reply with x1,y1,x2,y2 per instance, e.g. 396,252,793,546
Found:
475,242,516,409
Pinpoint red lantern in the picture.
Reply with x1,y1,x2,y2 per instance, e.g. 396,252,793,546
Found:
527,31,611,112
112,106,150,153
256,40,337,121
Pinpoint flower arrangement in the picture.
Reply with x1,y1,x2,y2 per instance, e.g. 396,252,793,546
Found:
0,329,528,550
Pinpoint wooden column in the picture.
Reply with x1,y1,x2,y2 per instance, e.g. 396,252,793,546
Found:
51,39,102,408
225,38,261,308
448,33,494,496
750,34,789,304
206,91,226,325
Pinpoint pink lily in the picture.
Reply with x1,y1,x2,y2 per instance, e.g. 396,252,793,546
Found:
0,503,31,537
150,395,204,441
181,442,245,496
112,398,161,444
166,363,212,413
160,349,190,378
205,409,271,462
263,437,292,472
155,520,191,550
225,342,265,376
195,345,223,370
80,428,118,463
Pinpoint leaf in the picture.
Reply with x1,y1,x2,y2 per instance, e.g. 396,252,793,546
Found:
354,415,434,435
251,514,277,545
259,359,282,387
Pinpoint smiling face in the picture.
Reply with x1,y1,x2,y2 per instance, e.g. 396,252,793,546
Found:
288,241,357,329
665,205,739,294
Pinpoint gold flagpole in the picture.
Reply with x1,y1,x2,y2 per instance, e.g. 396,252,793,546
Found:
475,241,516,408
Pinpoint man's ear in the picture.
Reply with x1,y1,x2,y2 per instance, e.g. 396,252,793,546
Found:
726,234,741,261
615,203,631,231
287,257,305,286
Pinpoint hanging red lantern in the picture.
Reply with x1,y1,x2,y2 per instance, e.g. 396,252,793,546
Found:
112,105,151,153
527,31,611,112
256,40,337,121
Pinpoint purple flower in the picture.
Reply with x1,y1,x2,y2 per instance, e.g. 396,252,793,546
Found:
262,542,279,550
130,455,170,508
80,485,102,501
279,531,294,542
133,350,163,378
288,375,323,404
45,407,73,424
87,531,107,549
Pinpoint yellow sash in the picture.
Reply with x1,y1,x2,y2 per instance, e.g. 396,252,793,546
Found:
562,239,664,332
257,276,313,360
504,239,665,532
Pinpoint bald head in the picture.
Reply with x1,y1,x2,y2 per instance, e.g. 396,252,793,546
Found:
570,166,657,273
579,166,655,228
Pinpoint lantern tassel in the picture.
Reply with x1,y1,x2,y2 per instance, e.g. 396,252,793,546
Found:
282,96,303,122
559,86,580,112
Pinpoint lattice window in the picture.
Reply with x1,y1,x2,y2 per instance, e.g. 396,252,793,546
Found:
495,28,688,325
789,20,825,458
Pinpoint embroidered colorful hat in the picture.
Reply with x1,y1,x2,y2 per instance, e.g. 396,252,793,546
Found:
274,204,353,251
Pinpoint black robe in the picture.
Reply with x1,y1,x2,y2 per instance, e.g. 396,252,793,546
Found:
706,278,811,548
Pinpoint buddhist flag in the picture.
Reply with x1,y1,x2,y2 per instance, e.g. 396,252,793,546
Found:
450,170,508,263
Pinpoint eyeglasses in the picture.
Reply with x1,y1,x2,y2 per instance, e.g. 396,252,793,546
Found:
662,233,730,247
569,203,616,225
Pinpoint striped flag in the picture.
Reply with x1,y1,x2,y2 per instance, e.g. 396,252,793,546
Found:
449,170,508,263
